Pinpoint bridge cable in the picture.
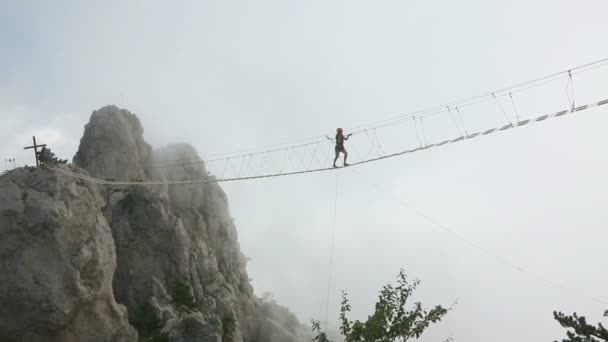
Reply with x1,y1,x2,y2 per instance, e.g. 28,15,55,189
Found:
324,170,341,331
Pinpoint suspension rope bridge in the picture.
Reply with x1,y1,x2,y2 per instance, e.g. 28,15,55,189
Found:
149,57,608,166
49,98,607,185
48,58,608,186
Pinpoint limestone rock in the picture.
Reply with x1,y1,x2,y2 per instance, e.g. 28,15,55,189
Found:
73,105,152,181
0,105,311,342
0,167,137,342
163,312,221,342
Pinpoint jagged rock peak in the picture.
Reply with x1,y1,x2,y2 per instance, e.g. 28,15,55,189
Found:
73,105,152,181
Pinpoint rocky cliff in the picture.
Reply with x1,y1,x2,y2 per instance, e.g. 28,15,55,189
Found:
0,105,309,342
0,166,137,342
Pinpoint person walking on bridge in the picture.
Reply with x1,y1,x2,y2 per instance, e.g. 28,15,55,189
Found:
333,128,352,168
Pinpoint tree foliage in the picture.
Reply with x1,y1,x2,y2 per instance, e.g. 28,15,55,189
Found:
553,310,608,342
313,269,451,342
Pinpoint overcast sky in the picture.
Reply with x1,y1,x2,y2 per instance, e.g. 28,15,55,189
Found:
2,1,608,341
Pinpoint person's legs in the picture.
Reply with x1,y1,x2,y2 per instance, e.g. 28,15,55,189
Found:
343,150,349,166
333,147,339,167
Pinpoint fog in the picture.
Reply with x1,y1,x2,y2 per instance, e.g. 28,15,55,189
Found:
2,1,608,341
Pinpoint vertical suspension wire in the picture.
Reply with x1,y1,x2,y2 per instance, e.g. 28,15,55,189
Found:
492,93,513,125
509,93,521,123
247,154,257,177
566,70,575,111
455,107,469,137
420,117,428,147
571,71,575,110
257,152,268,175
291,146,302,170
237,155,247,177
324,170,340,332
241,155,250,177
413,116,423,148
245,155,253,176
348,136,364,163
447,106,464,137
373,128,386,156
248,154,257,177
364,130,377,158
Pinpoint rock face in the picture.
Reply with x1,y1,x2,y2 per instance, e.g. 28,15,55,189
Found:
73,105,153,181
0,167,137,342
0,106,310,342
